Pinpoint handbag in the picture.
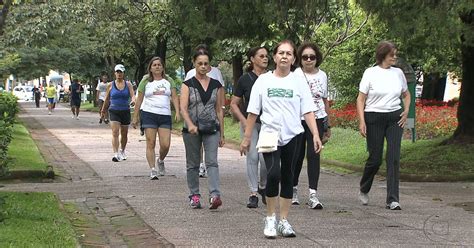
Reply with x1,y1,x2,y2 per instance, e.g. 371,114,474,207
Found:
256,130,279,153
193,78,217,134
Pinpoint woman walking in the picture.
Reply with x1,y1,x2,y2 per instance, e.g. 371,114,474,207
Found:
101,64,136,162
231,46,269,208
357,41,410,210
292,42,330,209
132,57,180,179
240,40,322,238
180,49,225,210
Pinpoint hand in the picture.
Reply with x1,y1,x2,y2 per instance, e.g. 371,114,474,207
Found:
313,135,322,154
325,128,332,139
398,110,408,128
359,122,367,138
188,124,198,135
240,137,250,156
175,112,181,122
131,119,138,129
219,135,225,147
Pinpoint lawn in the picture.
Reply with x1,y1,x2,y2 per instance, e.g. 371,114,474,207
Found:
322,128,474,179
0,192,77,247
7,121,48,171
79,102,99,112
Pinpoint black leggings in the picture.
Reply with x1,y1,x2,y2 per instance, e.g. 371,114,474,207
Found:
293,119,324,190
264,134,303,199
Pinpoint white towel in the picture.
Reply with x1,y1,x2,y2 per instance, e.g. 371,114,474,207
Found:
256,131,279,153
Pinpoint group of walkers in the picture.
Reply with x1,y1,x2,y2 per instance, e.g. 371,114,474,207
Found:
95,39,410,239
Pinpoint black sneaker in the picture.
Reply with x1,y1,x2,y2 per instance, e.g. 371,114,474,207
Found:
247,195,258,208
99,118,103,124
258,187,266,205
140,127,144,136
104,119,110,124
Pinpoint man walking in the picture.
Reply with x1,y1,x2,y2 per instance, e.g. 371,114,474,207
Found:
69,79,83,120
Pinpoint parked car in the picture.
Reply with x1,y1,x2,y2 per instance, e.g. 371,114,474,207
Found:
13,85,34,101
415,84,423,98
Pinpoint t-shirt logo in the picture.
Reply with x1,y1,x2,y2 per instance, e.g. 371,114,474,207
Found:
267,88,293,98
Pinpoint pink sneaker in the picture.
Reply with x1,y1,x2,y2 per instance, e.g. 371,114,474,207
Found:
209,196,222,210
189,195,201,209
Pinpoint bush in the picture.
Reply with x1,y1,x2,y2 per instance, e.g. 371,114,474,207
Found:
0,92,19,177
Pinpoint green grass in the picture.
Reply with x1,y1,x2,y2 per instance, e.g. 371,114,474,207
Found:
322,128,474,177
0,192,77,247
7,122,48,171
80,102,99,112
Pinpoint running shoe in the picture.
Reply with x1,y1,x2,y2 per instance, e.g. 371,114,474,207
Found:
292,187,300,205
359,191,369,205
263,214,277,239
308,193,323,209
157,159,165,176
247,195,258,208
112,154,122,162
277,219,296,237
150,169,158,180
189,195,201,209
209,196,222,210
386,202,401,210
119,149,127,160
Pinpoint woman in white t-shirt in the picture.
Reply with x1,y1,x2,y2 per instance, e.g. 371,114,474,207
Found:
356,41,411,210
292,42,330,209
240,40,322,239
131,57,181,180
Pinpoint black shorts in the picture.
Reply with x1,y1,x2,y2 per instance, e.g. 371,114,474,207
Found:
140,110,172,129
108,109,131,125
70,98,81,107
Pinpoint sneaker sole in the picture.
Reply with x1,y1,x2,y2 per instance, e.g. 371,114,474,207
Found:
386,206,402,210
292,202,300,205
309,203,323,209
112,158,121,162
150,176,159,180
264,234,277,239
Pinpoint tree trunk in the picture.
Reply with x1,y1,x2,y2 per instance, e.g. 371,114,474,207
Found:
154,37,167,66
445,10,474,144
0,0,12,36
182,35,193,73
231,53,243,94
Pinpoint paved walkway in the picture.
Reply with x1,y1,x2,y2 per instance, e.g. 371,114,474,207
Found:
2,101,473,247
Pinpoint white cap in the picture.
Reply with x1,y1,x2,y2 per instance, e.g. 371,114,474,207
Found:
114,64,125,72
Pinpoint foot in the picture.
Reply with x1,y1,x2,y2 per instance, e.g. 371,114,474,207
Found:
246,195,258,208
277,219,296,237
119,149,127,160
308,193,323,209
48,111,51,115
112,154,122,162
150,169,159,180
386,202,401,210
199,163,207,178
258,187,266,205
104,119,109,124
72,115,75,119
292,187,300,205
99,118,103,124
209,196,222,210
359,191,369,205
263,215,277,239
157,159,165,176
75,115,79,120
189,194,202,209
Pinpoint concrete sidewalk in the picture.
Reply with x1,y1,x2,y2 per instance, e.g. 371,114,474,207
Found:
2,101,473,247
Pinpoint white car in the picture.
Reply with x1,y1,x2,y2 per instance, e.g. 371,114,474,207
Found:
13,86,34,101
415,85,423,98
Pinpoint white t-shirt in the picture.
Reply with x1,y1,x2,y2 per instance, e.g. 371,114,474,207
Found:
185,66,225,86
139,79,173,115
247,71,317,146
294,68,328,119
359,66,408,112
96,82,108,100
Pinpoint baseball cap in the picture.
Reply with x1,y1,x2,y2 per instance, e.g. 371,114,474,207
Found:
114,64,125,72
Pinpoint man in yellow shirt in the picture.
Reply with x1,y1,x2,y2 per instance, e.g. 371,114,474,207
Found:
46,82,57,115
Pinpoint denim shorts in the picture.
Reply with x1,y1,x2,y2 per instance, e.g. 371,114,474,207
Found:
140,110,172,129
109,109,131,125
47,98,55,104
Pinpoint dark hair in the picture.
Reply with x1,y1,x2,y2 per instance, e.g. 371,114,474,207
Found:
272,40,297,56
147,56,165,82
194,43,212,61
375,41,397,65
192,49,210,62
246,46,268,72
297,42,323,68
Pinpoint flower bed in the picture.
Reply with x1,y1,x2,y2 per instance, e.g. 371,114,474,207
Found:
329,100,458,140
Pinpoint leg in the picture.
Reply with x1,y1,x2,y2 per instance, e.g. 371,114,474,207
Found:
110,122,121,153
242,124,260,194
293,120,306,188
120,125,129,151
183,132,202,196
306,119,324,190
203,132,221,197
279,134,302,219
75,106,80,117
360,112,386,194
385,110,403,204
145,128,158,168
157,127,171,161
263,150,281,217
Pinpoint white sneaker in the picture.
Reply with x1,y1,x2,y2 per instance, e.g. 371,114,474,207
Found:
112,153,122,162
359,191,369,205
308,193,323,209
150,169,159,180
119,149,127,160
387,202,401,210
75,115,79,120
156,158,165,176
277,219,296,237
48,111,51,115
292,187,300,205
263,215,277,239
72,115,75,119
199,163,206,177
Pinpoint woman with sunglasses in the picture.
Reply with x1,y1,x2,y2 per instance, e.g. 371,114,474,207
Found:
101,64,136,162
132,57,180,179
292,42,330,209
180,49,225,210
230,46,269,208
240,40,322,238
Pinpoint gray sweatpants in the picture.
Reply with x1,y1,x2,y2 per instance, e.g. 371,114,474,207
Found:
183,131,221,198
240,123,267,193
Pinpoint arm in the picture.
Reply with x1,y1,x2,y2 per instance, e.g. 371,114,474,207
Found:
323,97,331,137
100,84,112,118
216,87,225,147
398,90,411,128
356,92,367,137
303,112,322,153
127,82,136,104
171,88,181,122
95,84,100,102
132,91,144,129
179,84,198,134
240,113,258,156
230,96,246,123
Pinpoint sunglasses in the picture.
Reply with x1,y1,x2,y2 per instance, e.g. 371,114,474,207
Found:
301,55,317,61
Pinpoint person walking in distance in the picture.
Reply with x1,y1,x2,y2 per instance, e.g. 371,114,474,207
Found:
180,49,225,210
240,40,322,238
33,85,41,108
230,46,269,208
357,41,411,210
101,64,136,162
96,74,109,124
69,79,83,120
46,82,56,115
132,57,181,179
292,42,331,209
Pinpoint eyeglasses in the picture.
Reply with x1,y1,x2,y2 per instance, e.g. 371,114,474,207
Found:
301,55,317,61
